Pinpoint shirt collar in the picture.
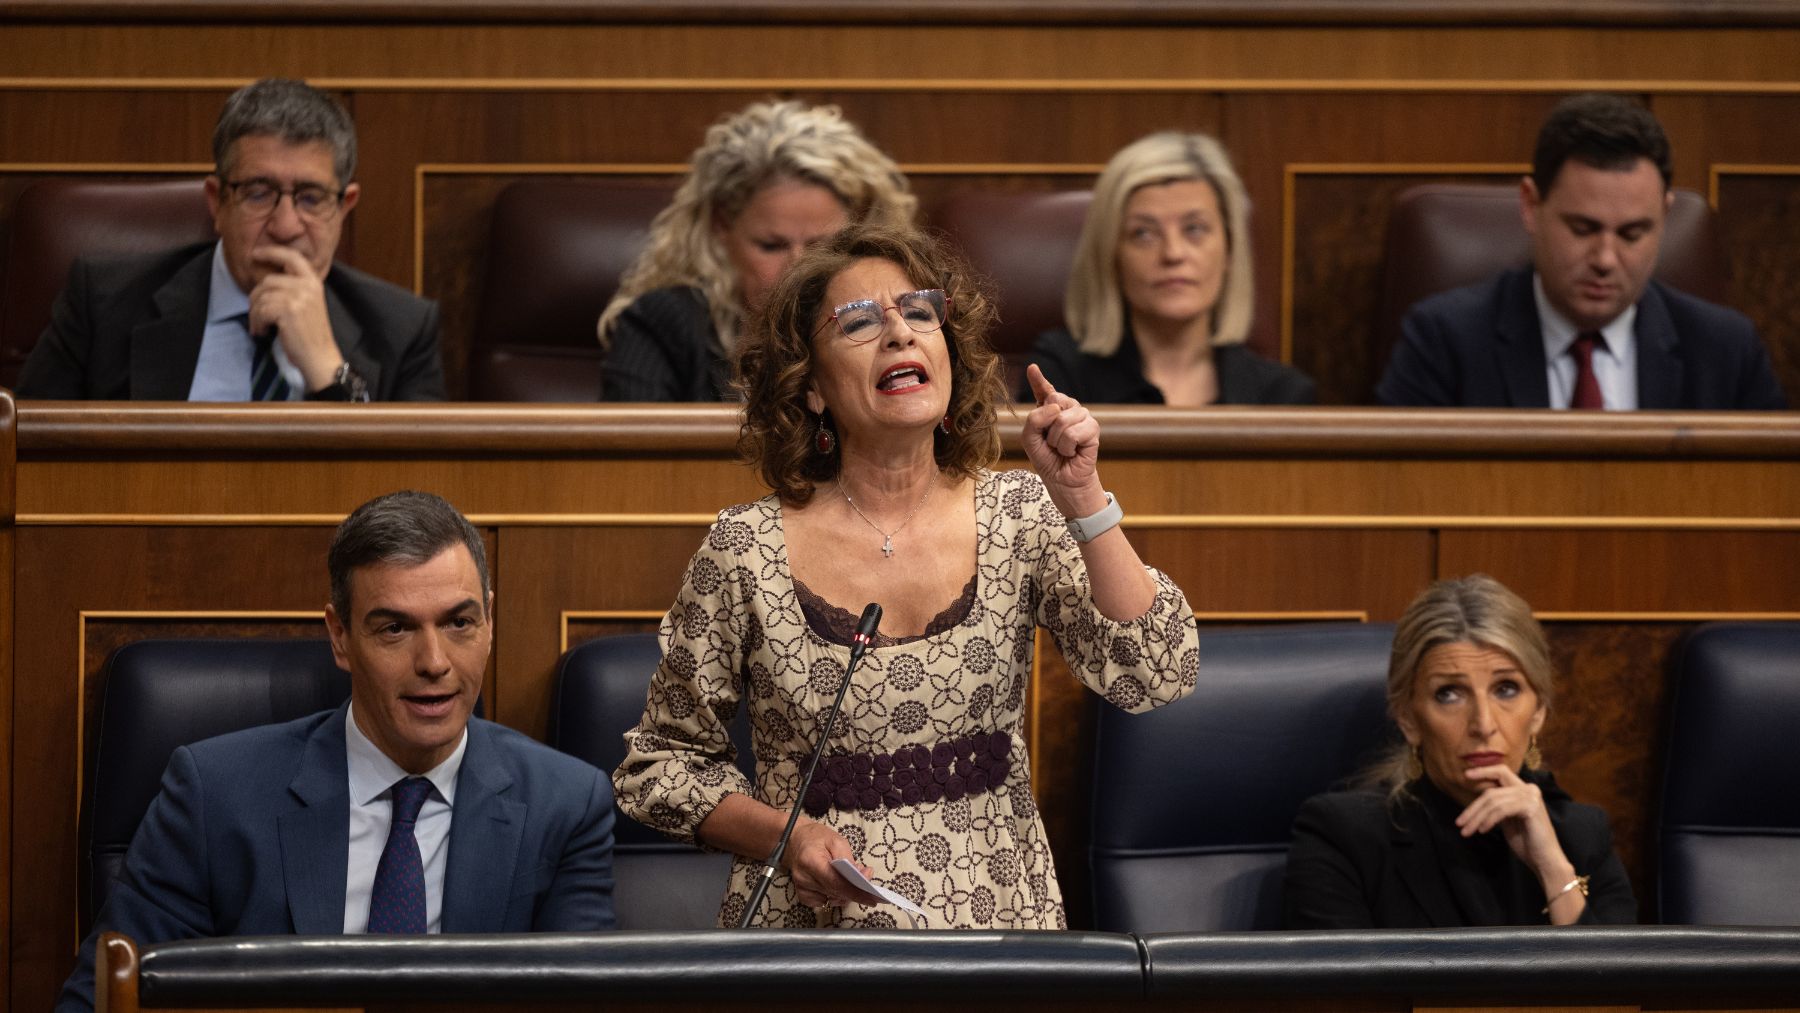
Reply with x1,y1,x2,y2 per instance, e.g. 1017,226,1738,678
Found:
1533,272,1637,360
205,241,252,326
345,702,467,808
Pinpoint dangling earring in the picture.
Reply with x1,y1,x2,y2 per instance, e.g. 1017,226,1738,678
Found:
1525,734,1543,770
939,414,953,436
1404,744,1423,782
814,414,836,456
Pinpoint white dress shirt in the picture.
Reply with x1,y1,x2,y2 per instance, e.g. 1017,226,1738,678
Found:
342,704,466,933
189,242,306,401
1535,273,1638,411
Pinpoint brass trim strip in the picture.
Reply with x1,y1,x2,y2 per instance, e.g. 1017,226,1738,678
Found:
19,513,1800,530
1279,161,1528,364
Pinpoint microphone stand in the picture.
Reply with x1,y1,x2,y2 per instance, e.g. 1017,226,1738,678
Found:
738,602,882,928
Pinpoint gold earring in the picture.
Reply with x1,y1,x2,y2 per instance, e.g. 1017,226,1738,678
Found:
1525,734,1543,770
1404,744,1423,782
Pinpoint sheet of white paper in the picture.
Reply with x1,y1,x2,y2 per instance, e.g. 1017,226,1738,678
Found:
831,858,927,917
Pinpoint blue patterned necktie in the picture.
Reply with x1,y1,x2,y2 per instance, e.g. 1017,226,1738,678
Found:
366,777,433,934
246,316,291,401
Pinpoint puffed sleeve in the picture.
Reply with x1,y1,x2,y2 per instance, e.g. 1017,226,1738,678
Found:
1017,472,1199,713
611,507,763,844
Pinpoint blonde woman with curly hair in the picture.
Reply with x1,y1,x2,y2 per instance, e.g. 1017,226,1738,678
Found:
1027,131,1313,405
598,100,916,401
613,224,1201,929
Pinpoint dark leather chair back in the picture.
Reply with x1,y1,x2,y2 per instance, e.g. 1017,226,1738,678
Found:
1373,183,1727,394
1090,623,1396,932
469,178,677,401
1659,622,1800,925
0,178,214,389
549,633,757,929
930,189,1092,394
83,638,350,928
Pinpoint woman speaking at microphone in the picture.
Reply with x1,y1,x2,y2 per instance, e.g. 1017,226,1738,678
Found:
613,223,1200,929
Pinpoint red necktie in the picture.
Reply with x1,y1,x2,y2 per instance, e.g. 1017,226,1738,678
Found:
1570,331,1605,410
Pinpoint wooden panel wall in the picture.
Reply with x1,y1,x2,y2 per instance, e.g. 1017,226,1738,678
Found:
5,19,1800,401
6,404,1800,1010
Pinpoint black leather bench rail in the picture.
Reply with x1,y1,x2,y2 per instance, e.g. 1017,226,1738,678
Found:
1142,925,1800,1000
136,930,1147,1004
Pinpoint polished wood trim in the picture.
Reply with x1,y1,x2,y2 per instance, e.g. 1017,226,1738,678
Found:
16,404,1800,457
6,1,1800,28
1278,162,1528,362
1710,162,1800,208
0,162,211,173
17,513,727,526
10,77,1800,94
97,932,140,1013
559,609,663,653
1536,611,1800,621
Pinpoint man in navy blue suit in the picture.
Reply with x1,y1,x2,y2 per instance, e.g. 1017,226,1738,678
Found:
1378,93,1786,410
58,491,615,1013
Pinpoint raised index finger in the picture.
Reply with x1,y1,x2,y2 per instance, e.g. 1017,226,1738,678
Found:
1025,363,1057,406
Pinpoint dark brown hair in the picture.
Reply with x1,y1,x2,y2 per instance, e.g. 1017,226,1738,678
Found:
1532,92,1672,195
328,491,488,619
735,224,1005,505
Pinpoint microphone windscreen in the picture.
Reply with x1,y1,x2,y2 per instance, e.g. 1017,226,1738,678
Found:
855,602,883,640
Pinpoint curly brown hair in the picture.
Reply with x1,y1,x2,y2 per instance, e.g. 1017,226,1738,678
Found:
735,224,1005,506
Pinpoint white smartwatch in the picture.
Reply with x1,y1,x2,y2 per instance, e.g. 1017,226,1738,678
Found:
1065,492,1122,543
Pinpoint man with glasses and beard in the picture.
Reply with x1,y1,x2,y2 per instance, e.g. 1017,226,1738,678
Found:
18,78,444,401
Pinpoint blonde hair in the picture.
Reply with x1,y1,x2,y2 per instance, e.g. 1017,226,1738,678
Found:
1370,574,1556,803
598,100,917,356
1065,131,1254,356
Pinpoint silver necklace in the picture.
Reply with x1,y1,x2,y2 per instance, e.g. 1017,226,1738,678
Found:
838,478,933,558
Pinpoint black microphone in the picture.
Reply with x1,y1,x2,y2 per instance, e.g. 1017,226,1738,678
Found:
739,602,882,928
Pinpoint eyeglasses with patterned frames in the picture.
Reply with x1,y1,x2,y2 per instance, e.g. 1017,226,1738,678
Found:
815,288,950,343
223,178,347,222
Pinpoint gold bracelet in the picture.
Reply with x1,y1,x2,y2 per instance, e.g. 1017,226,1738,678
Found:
1541,874,1591,914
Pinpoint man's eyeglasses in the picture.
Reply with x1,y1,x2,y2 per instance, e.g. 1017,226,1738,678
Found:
224,178,347,222
816,288,950,343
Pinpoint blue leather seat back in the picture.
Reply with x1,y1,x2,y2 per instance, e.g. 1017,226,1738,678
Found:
550,633,757,929
85,638,351,925
1659,622,1800,924
1090,623,1396,932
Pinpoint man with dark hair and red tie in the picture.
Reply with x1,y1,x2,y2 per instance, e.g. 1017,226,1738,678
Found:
1377,93,1786,410
56,491,615,1013
17,78,444,401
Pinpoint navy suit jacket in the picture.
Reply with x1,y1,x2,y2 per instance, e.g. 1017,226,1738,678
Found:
58,706,615,1012
1376,267,1787,410
17,241,447,400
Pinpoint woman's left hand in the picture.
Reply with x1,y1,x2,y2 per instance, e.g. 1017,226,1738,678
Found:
1456,764,1573,885
1023,364,1107,516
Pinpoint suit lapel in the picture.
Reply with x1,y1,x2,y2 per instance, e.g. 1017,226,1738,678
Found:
1633,284,1684,409
130,249,214,399
279,707,352,935
1494,271,1551,408
441,721,526,932
1389,801,1470,928
325,281,384,396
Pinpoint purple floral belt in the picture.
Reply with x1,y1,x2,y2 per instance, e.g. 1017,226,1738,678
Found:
801,730,1014,817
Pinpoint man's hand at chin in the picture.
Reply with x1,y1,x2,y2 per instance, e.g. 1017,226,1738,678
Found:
249,245,343,392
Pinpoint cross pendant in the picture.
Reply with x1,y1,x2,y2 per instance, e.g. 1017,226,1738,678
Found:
881,536,894,558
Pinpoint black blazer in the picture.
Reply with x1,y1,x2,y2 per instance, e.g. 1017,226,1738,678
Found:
16,242,445,401
1024,326,1316,405
1376,267,1787,410
1282,772,1637,929
600,285,734,402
